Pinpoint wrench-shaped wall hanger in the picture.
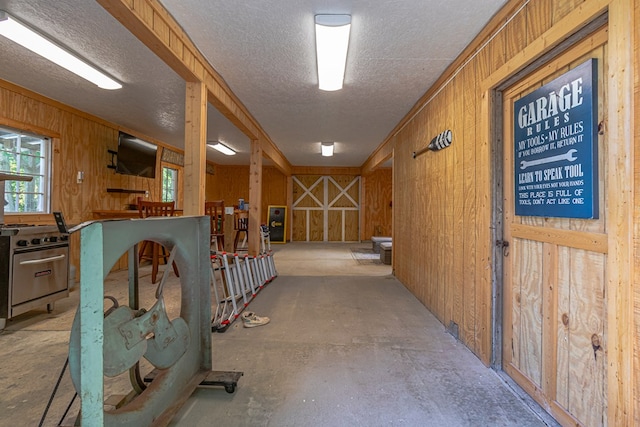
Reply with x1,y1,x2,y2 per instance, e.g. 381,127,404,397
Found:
520,149,577,170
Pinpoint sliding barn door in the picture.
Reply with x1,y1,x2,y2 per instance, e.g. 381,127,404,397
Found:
292,175,360,242
501,32,607,427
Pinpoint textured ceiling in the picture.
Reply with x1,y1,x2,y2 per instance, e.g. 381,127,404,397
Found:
0,0,507,167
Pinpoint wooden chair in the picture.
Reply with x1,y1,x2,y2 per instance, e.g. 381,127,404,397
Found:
233,209,249,253
138,200,179,284
205,200,225,252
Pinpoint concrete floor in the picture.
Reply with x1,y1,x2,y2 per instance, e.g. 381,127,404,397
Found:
0,242,558,426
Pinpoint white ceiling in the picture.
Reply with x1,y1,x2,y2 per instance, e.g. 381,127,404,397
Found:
0,0,507,167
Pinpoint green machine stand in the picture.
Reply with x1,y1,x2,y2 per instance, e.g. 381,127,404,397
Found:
67,216,241,426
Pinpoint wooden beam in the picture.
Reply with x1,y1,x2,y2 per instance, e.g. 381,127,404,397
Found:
248,140,263,255
606,1,635,425
361,143,392,176
97,0,292,173
183,81,207,216
262,138,292,176
510,224,608,254
291,166,362,176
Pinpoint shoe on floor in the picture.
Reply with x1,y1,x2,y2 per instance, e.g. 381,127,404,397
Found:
241,311,270,328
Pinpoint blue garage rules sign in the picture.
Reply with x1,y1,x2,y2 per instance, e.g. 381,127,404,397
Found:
514,59,598,218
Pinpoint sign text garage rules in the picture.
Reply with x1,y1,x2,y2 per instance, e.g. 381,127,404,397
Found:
513,59,598,218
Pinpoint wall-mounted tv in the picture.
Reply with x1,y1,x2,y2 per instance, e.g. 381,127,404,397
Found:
116,131,157,178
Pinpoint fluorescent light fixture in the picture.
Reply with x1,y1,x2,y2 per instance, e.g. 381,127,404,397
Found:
0,11,122,90
321,142,334,157
207,141,236,156
315,14,351,91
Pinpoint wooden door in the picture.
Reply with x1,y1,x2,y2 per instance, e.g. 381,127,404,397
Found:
292,175,360,242
501,31,608,427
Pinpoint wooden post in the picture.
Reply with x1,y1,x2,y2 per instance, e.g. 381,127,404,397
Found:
606,0,634,425
183,81,207,216
248,140,263,255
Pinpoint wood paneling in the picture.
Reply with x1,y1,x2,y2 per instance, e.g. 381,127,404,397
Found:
261,166,287,223
361,168,392,240
1,83,164,272
206,164,249,207
501,30,610,426
634,2,640,425
292,175,360,242
389,9,631,421
0,82,289,271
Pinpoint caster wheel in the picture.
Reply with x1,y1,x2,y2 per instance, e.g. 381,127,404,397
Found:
225,384,236,393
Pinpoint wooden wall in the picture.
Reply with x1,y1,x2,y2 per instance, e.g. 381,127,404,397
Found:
389,0,637,425
392,0,609,364
634,1,640,425
1,81,289,271
0,81,162,272
361,168,392,240
206,164,287,224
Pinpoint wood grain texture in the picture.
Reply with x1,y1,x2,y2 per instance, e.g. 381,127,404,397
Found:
500,20,612,426
292,175,360,242
361,168,392,240
606,1,635,426
182,81,207,216
634,2,640,425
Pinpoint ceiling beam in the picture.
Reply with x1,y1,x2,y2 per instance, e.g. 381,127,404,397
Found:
97,0,292,176
290,166,362,176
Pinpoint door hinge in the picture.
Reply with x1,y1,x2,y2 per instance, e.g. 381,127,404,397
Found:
496,240,510,257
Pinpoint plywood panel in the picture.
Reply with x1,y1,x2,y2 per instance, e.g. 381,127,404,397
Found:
261,166,287,223
207,164,249,206
362,168,392,240
475,42,493,365
293,175,360,242
450,69,465,335
292,210,306,241
634,3,640,426
514,239,544,385
327,210,342,241
565,249,606,426
501,27,610,427
327,176,359,208
551,0,587,24
461,59,478,351
344,210,359,242
308,210,324,241
526,0,552,43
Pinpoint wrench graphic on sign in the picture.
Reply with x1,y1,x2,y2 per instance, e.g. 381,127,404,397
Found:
520,149,577,170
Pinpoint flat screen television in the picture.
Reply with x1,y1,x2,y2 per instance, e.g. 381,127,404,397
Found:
116,131,157,178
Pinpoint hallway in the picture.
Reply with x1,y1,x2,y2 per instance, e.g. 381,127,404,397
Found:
0,243,556,426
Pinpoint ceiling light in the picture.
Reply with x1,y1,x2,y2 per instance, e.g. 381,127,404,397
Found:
315,15,351,91
207,141,236,156
321,142,334,157
0,11,122,90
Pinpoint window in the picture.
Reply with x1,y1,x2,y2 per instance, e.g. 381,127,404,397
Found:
0,126,51,213
162,166,178,203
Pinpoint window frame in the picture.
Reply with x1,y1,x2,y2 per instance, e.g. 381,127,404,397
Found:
0,125,52,215
161,165,178,204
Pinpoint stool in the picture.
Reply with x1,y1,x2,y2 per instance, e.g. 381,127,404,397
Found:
379,242,392,265
371,236,392,253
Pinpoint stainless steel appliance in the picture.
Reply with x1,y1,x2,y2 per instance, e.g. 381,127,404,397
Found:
0,224,70,329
